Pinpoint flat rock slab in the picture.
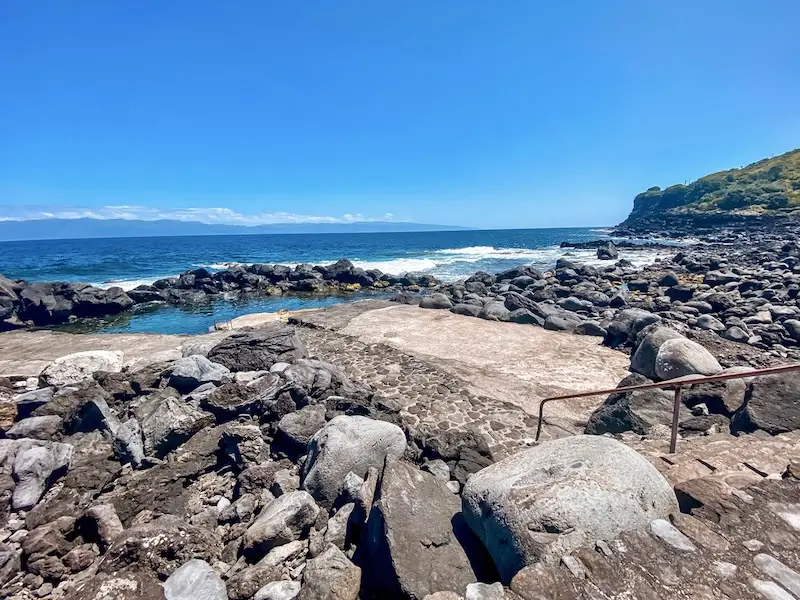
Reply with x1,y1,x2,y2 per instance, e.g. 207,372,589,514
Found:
0,330,227,378
336,304,631,431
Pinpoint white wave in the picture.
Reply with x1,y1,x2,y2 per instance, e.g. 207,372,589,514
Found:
432,245,545,258
90,277,169,291
351,257,440,274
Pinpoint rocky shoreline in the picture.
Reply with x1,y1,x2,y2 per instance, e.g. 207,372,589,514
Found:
0,220,799,599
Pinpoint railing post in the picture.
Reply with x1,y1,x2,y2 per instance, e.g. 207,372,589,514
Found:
669,385,683,454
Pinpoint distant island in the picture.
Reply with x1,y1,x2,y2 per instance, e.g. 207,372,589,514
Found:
620,147,800,231
0,218,469,242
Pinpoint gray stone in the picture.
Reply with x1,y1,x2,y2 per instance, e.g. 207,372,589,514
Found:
84,503,124,549
276,404,327,453
169,356,231,393
753,554,800,597
113,418,145,466
364,458,480,598
39,350,124,387
420,294,453,310
6,416,62,440
465,582,505,600
255,581,301,600
732,371,800,434
649,519,696,552
301,415,406,508
324,502,354,550
478,302,511,321
630,326,683,380
0,438,73,510
299,545,361,600
243,491,320,558
696,314,725,332
164,559,228,600
136,394,214,458
604,308,661,347
208,326,308,372
654,337,722,380
573,321,607,337
722,325,750,343
462,436,676,582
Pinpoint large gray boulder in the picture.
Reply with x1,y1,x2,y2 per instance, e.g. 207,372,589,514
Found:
39,350,124,387
0,438,74,510
654,337,722,380
299,545,361,600
276,404,327,454
364,458,482,599
242,491,320,558
419,294,453,310
584,373,689,436
603,309,660,348
164,559,228,600
462,436,676,582
301,415,406,508
731,371,800,435
207,326,307,372
135,393,215,458
630,326,683,380
168,356,230,392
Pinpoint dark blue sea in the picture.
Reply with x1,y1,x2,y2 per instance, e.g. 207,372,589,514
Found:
0,228,670,334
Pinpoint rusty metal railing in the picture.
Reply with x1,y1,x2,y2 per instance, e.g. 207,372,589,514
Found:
534,363,800,454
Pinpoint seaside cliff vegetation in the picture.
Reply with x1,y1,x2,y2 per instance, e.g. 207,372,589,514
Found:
622,148,800,227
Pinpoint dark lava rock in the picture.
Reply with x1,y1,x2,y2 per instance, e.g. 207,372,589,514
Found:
207,325,307,372
731,371,800,435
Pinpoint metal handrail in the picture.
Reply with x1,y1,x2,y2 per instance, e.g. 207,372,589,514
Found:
534,362,800,453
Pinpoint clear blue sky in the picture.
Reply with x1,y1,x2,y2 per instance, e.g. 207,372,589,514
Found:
1,1,798,228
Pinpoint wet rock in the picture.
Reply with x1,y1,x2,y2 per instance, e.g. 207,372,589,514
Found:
39,350,124,387
655,337,722,379
168,356,231,393
301,415,406,508
163,559,227,600
596,242,618,260
732,371,800,434
299,545,361,600
242,491,320,558
207,326,307,372
462,436,676,582
364,458,483,598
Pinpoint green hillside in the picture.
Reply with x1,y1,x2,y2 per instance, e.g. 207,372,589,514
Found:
622,148,800,226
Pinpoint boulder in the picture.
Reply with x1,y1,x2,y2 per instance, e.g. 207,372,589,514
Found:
276,404,327,454
477,302,511,321
99,515,221,578
201,374,283,419
584,373,689,435
84,503,125,550
420,294,454,310
301,415,406,508
461,436,676,582
596,242,618,260
731,371,800,435
168,356,230,393
299,545,361,600
163,559,228,600
114,418,146,466
207,326,307,372
242,491,320,558
39,350,124,387
135,393,215,458
364,458,483,598
0,438,74,510
64,571,166,600
654,338,722,380
630,326,683,380
255,581,301,600
603,309,660,347
451,304,481,317
6,415,63,440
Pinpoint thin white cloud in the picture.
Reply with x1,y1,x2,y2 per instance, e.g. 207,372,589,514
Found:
0,205,401,226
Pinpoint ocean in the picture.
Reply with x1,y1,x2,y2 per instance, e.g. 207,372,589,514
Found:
0,228,677,334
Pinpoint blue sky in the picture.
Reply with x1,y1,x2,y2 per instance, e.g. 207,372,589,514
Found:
1,1,798,229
